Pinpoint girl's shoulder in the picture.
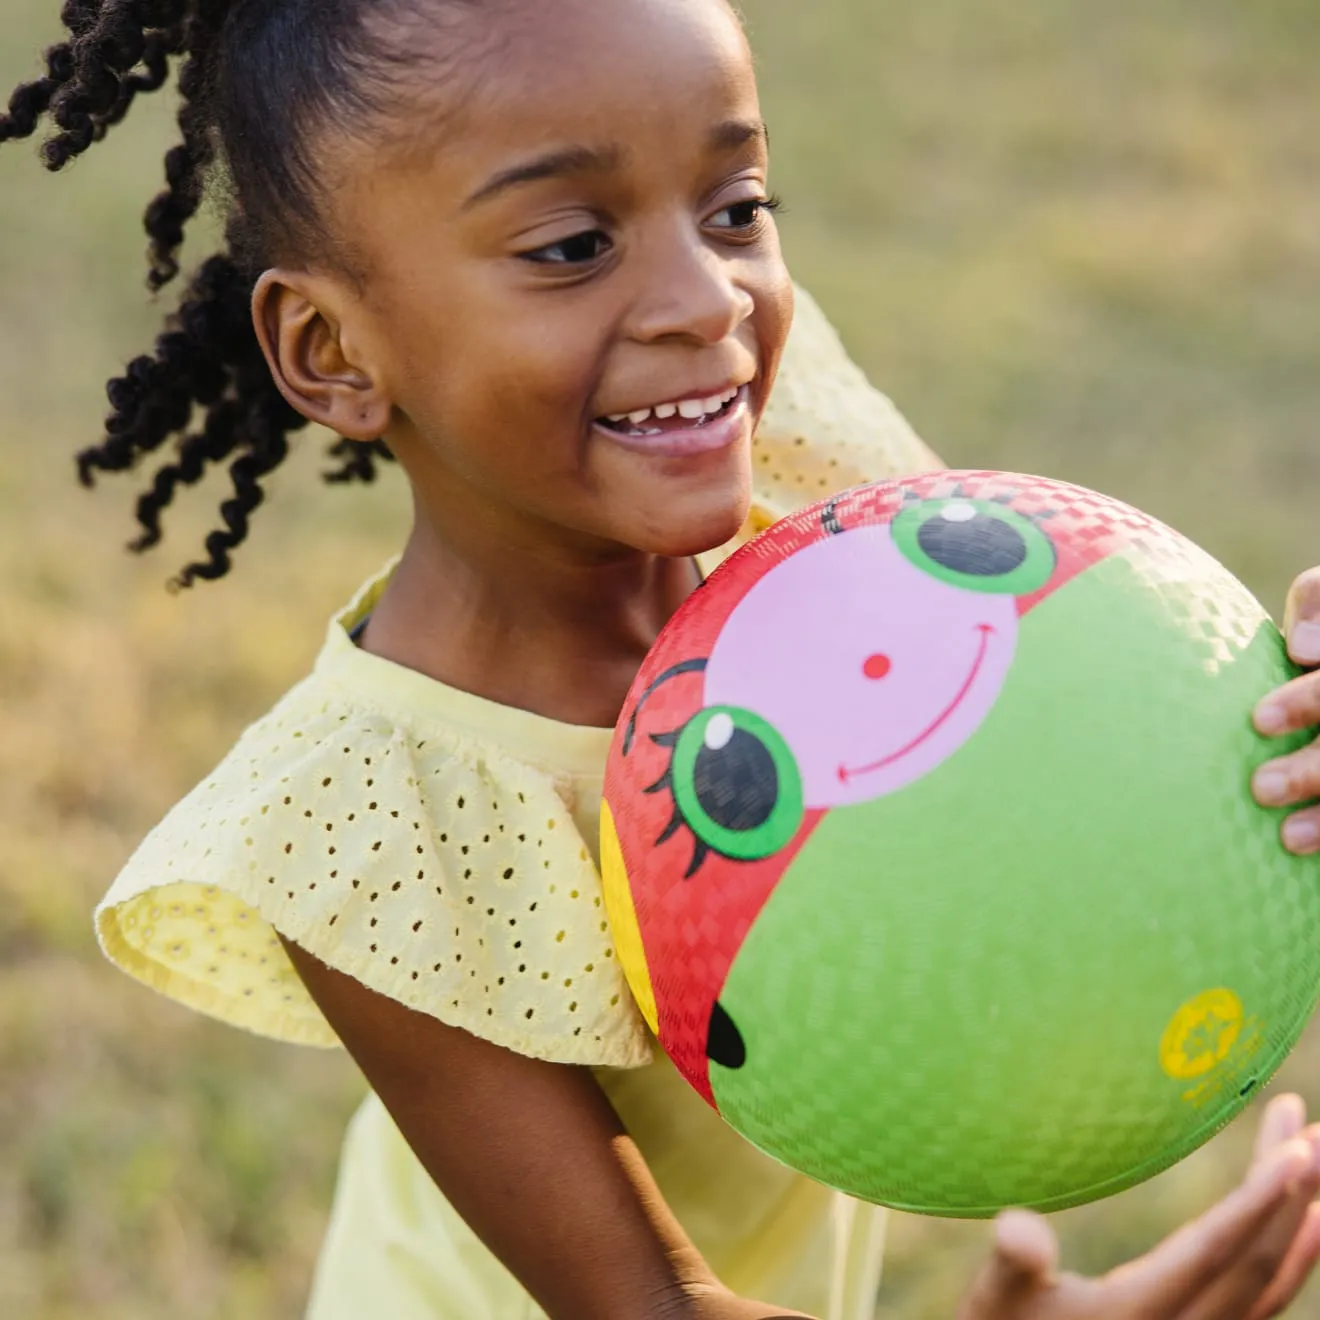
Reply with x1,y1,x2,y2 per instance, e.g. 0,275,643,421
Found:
94,569,652,1068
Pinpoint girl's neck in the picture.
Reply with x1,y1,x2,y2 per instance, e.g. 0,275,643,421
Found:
359,500,704,730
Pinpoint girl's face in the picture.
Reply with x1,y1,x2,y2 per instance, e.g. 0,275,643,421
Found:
310,0,792,561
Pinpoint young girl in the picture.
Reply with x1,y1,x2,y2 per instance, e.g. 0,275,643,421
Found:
6,2,1320,1317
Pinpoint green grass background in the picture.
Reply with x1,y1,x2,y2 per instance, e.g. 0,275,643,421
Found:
1,0,1318,1315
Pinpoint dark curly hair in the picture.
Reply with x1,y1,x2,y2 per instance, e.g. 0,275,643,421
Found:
0,0,422,586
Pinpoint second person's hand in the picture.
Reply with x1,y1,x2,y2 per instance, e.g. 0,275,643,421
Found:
958,1093,1320,1320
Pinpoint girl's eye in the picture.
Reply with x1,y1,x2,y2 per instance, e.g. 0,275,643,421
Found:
669,705,804,865
521,229,613,266
891,498,1057,597
709,195,782,233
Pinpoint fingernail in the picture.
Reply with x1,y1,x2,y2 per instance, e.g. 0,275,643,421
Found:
1254,769,1292,806
1283,817,1320,854
1291,621,1320,666
1255,701,1290,736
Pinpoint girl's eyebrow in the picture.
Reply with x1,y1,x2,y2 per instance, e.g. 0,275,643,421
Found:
462,120,768,212
463,145,627,210
709,118,769,153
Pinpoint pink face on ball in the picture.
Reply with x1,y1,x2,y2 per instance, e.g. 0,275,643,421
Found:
702,523,1020,807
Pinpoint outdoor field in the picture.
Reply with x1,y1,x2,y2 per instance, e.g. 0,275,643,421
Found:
1,1,1318,1315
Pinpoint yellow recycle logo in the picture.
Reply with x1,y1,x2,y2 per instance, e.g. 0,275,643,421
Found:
1159,988,1244,1081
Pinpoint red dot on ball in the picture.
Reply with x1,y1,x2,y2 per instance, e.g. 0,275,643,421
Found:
863,653,892,680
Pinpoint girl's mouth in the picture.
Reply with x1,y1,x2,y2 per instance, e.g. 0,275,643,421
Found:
593,384,752,458
597,384,743,437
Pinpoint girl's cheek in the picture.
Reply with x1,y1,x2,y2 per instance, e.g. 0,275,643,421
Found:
755,279,794,385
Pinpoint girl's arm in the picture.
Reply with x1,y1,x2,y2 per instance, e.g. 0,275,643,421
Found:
280,936,811,1320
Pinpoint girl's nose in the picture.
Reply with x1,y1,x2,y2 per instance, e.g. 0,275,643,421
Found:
863,653,892,680
630,238,754,346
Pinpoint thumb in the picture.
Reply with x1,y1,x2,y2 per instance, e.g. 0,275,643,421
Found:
959,1210,1060,1319
1283,568,1320,666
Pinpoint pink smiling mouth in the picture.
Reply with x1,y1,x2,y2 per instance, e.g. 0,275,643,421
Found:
837,624,995,784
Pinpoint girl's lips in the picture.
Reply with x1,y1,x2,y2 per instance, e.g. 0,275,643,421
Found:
592,384,753,458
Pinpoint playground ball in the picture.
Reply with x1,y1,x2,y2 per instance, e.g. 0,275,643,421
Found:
600,471,1320,1216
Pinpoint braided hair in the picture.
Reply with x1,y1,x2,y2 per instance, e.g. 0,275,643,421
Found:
0,0,414,586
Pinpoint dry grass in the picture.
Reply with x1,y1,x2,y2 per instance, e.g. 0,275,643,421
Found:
1,0,1319,1315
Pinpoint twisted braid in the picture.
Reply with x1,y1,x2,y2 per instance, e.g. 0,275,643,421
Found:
0,0,97,144
129,400,242,553
325,438,397,485
143,1,228,290
178,383,302,588
4,0,415,585
81,237,310,575
99,20,185,137
43,2,188,169
78,251,242,486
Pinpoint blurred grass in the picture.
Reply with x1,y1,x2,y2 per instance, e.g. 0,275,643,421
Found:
1,0,1319,1316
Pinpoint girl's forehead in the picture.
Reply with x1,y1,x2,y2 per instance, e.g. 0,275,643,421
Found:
325,0,762,260
396,0,758,168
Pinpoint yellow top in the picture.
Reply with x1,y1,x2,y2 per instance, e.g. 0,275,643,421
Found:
94,285,940,1320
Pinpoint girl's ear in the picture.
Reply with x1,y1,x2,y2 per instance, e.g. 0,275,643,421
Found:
251,269,393,442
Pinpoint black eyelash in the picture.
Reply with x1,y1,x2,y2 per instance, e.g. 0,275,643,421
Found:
622,659,708,755
621,659,712,877
720,194,785,235
642,725,711,879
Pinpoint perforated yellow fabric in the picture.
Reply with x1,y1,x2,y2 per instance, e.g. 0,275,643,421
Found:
97,566,644,1062
94,283,940,1065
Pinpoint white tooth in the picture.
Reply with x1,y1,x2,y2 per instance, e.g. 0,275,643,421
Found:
628,408,653,425
701,394,724,414
606,413,629,423
723,387,739,404
654,403,678,420
678,399,706,419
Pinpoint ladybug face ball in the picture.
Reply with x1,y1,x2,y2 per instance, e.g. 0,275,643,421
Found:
602,471,1320,1216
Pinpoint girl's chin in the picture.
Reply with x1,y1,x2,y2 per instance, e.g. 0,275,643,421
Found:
628,499,752,561
590,447,754,557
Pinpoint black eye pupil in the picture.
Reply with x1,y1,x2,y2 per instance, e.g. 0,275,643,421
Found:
917,511,1028,577
568,234,603,260
694,729,778,831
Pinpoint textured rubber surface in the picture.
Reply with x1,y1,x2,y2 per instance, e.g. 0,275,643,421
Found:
603,472,1320,1215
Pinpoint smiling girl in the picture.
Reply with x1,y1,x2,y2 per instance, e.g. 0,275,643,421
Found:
5,2,1320,1318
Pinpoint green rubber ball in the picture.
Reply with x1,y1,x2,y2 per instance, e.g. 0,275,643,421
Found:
602,471,1320,1216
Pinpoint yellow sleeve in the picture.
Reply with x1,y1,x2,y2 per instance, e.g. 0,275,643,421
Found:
94,677,653,1067
748,283,944,529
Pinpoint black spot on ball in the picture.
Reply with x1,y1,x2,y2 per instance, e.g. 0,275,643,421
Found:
693,730,778,832
918,511,1027,577
707,1000,746,1070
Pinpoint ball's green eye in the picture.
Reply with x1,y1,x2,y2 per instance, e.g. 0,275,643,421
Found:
672,706,804,862
892,498,1056,596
